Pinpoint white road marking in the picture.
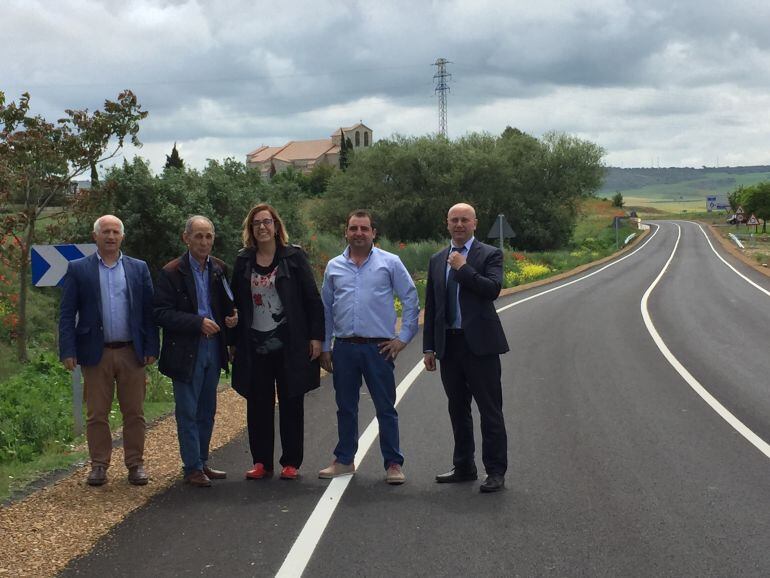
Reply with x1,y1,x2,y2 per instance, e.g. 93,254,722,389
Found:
693,222,770,298
278,228,662,577
640,223,770,460
496,224,660,313
276,362,424,578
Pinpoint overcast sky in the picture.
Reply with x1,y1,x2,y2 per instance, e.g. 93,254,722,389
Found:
4,0,770,172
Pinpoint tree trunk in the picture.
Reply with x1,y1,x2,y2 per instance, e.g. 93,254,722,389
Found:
16,213,36,363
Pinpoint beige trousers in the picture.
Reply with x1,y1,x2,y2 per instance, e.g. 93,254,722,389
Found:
82,346,146,468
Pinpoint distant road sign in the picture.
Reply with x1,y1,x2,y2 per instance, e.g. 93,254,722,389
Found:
486,214,515,239
706,195,730,212
31,244,96,287
746,214,759,225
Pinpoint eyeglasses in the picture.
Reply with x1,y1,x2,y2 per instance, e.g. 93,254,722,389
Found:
252,218,274,228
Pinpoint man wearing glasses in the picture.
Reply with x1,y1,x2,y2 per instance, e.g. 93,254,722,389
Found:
319,209,419,485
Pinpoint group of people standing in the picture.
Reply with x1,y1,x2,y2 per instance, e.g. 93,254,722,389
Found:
59,202,510,494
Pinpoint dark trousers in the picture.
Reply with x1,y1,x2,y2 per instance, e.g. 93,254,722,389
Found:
439,332,507,475
246,349,304,469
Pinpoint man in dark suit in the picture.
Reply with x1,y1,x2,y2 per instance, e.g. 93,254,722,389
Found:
154,216,238,487
59,215,159,487
423,202,509,493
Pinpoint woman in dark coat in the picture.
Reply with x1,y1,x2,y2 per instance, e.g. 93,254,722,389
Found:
230,203,324,480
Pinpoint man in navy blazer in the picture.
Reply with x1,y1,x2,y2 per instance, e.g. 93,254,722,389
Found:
59,215,159,487
423,202,509,493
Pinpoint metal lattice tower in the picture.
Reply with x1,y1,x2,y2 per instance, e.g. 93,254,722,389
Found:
433,58,451,137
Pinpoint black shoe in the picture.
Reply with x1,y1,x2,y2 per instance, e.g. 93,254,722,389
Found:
479,474,505,493
435,467,478,483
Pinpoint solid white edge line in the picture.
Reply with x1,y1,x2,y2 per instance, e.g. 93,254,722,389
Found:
640,223,770,460
278,226,662,577
496,224,660,313
691,221,770,297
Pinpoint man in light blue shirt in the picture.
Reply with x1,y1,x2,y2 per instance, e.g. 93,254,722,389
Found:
319,209,419,485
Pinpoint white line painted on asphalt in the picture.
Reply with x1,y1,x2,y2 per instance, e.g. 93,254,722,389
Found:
693,222,770,298
641,223,770,461
276,361,424,578
278,227,662,577
496,224,660,313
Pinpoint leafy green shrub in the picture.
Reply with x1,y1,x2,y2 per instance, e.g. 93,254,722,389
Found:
146,365,174,403
0,352,72,463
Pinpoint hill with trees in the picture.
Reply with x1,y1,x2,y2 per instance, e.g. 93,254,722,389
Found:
599,165,770,199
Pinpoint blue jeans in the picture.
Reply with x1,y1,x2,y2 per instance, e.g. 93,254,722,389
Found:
173,337,221,475
332,341,403,469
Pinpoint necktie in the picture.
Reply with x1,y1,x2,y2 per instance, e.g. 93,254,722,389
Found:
446,247,463,326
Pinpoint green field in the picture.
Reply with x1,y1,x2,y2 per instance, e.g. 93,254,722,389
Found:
599,166,770,214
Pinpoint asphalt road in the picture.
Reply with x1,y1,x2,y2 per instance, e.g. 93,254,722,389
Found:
61,221,770,577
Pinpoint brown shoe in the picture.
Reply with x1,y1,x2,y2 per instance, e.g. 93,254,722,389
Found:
184,470,212,487
87,465,107,486
203,466,227,480
128,465,149,486
318,460,355,479
386,463,406,485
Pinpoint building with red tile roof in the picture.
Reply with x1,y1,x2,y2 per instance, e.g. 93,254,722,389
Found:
246,123,372,178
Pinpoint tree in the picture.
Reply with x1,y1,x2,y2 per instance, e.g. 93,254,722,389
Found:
68,157,306,275
0,90,147,361
164,142,184,170
738,182,770,233
313,128,605,249
611,191,624,208
339,136,353,171
728,187,744,212
308,162,337,196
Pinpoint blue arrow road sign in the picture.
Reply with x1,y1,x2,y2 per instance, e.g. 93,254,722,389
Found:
31,244,97,287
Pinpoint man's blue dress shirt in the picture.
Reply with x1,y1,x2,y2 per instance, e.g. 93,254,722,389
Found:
97,251,131,343
189,254,213,320
321,246,419,352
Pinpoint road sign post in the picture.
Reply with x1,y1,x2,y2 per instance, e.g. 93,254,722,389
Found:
486,214,516,251
31,243,96,437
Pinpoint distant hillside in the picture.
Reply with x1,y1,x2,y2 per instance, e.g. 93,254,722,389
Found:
598,165,770,198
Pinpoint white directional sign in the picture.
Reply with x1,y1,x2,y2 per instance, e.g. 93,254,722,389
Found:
31,244,97,287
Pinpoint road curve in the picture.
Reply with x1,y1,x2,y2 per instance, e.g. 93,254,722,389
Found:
62,222,770,577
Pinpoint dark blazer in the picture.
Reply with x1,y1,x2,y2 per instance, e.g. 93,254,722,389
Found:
423,238,509,359
230,245,324,399
153,253,234,383
59,252,159,366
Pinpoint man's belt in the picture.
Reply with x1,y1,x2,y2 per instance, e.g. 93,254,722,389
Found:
104,341,133,349
336,336,390,344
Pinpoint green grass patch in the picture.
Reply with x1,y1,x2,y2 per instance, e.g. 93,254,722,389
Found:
0,447,88,502
0,352,175,502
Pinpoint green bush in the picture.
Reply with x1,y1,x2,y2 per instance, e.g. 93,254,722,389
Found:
146,364,174,403
0,352,72,463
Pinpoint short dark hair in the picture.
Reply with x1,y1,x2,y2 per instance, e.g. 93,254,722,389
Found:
346,209,376,230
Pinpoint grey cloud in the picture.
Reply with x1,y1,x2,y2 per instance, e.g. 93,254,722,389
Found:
3,0,770,168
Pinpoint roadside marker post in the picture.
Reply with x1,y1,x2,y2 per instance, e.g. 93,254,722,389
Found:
31,243,97,437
